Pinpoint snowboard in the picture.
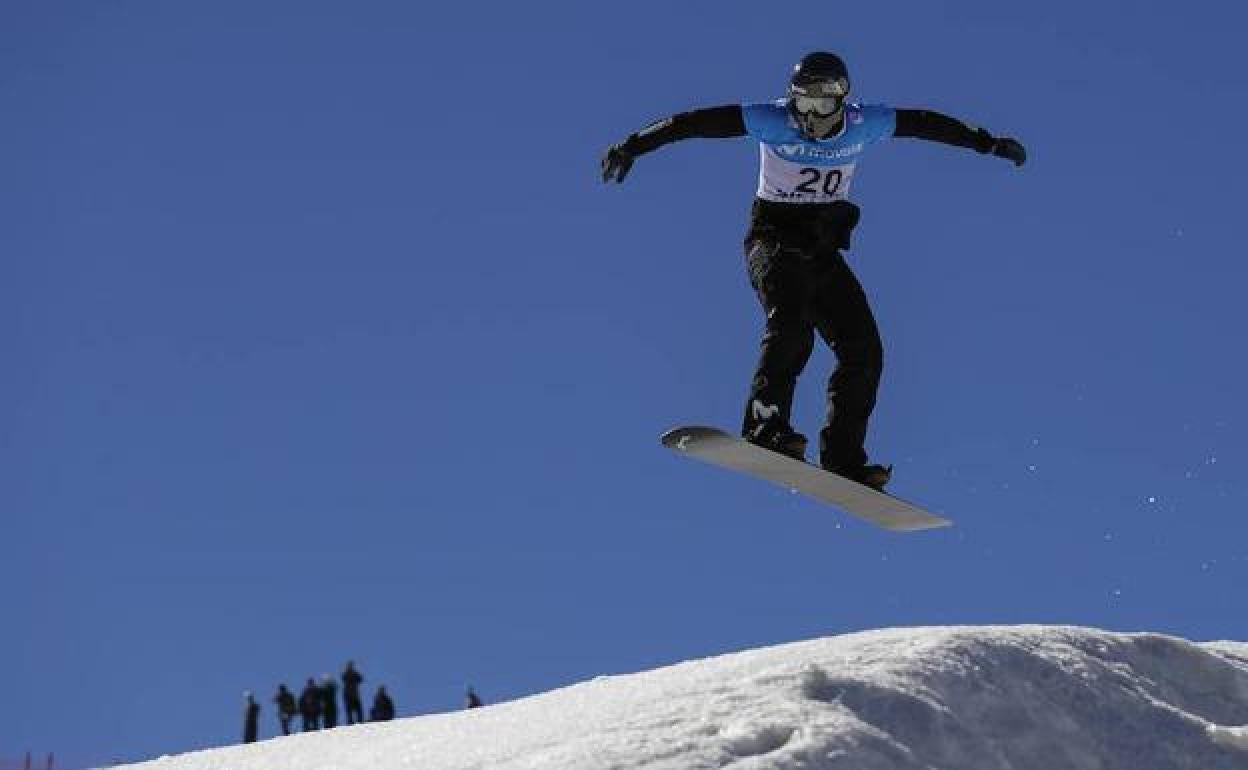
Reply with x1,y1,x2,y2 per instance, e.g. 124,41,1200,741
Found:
661,425,951,532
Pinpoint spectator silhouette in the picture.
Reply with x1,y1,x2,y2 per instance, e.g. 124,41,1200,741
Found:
274,684,296,736
299,678,322,731
243,692,260,744
466,686,483,709
342,661,365,725
320,675,339,729
370,686,395,721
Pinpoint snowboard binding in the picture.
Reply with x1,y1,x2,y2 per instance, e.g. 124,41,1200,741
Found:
826,463,893,492
744,423,809,463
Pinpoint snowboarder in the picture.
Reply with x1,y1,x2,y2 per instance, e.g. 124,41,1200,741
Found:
342,661,365,725
273,683,296,736
370,686,395,721
242,692,260,744
465,686,483,709
602,52,1025,489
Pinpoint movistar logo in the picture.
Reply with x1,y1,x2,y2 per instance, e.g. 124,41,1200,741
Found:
751,400,780,422
775,142,864,160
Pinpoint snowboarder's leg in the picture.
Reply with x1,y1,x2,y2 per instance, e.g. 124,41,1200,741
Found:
811,254,884,478
741,240,815,459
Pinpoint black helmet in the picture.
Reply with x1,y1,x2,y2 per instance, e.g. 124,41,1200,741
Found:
788,52,851,139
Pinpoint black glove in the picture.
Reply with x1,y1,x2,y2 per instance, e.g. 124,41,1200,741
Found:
601,143,635,183
990,137,1027,167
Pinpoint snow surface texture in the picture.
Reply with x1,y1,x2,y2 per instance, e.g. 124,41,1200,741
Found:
124,626,1248,770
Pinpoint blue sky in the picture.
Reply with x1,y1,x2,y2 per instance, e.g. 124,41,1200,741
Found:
4,1,1247,766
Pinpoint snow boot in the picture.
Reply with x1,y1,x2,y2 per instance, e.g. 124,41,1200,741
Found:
744,421,808,462
826,463,892,491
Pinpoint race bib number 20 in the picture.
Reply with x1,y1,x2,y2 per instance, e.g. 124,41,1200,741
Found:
794,166,846,198
757,147,858,203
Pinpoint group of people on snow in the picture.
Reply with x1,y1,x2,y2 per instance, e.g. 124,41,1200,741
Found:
242,661,485,743
242,660,390,743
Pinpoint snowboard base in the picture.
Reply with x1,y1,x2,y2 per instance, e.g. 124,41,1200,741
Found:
661,425,950,532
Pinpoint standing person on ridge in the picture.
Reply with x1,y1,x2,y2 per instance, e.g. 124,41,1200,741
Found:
274,683,297,736
299,677,322,732
341,661,365,725
320,675,339,729
601,52,1025,489
242,692,260,744
370,686,395,721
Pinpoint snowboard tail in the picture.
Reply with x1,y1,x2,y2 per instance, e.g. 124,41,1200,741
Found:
661,425,950,532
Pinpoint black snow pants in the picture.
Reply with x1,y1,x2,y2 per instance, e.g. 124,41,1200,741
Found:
742,237,883,471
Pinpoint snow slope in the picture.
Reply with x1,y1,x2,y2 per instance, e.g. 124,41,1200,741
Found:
124,626,1248,770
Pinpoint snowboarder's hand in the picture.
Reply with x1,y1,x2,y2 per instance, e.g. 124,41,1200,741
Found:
991,137,1027,167
601,143,635,183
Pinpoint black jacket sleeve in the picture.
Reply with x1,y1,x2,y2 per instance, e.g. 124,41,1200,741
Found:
620,105,747,156
893,108,997,154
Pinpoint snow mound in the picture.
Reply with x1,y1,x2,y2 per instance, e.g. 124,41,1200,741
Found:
123,625,1248,770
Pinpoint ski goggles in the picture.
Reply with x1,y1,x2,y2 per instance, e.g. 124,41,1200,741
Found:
791,94,844,116
790,76,849,115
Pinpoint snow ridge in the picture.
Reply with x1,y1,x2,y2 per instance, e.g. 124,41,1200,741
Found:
126,625,1248,770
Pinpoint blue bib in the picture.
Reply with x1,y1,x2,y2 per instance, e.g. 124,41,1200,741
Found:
741,101,896,203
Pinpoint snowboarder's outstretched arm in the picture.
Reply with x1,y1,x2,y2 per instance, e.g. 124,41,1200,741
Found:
894,109,1026,167
602,106,746,183
601,104,1026,181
